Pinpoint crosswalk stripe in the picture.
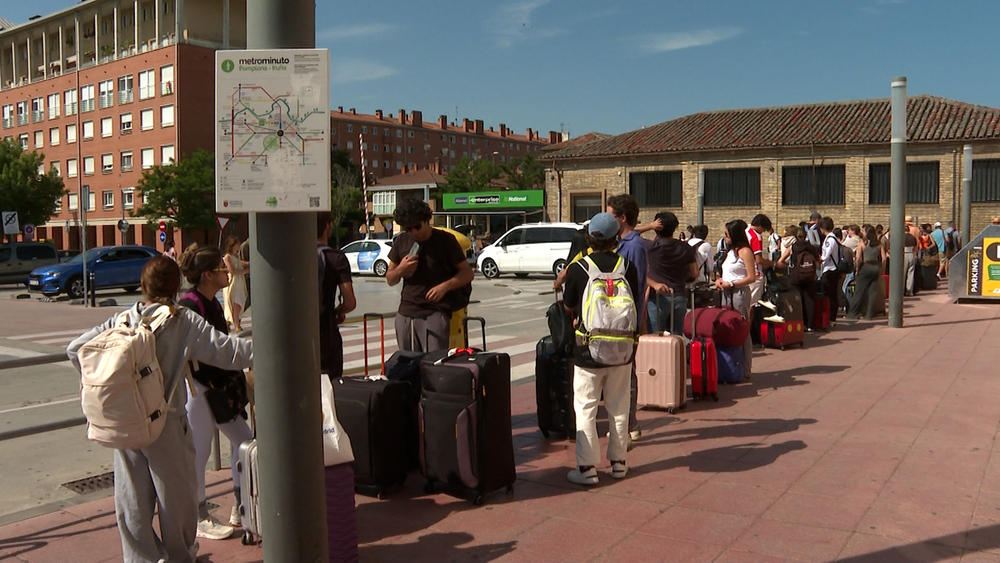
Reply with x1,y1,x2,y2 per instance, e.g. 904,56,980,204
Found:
8,330,88,340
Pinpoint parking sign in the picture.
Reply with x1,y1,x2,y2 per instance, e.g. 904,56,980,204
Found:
2,211,18,235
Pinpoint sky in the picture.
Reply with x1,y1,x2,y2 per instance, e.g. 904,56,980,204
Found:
5,0,1000,139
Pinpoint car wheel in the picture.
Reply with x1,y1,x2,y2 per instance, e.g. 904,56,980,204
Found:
481,258,500,279
553,259,567,276
68,276,85,299
514,272,529,278
373,260,388,277
124,286,139,293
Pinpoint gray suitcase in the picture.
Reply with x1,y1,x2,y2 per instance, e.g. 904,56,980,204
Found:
236,438,262,545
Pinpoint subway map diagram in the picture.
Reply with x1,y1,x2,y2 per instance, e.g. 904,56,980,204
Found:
219,84,326,168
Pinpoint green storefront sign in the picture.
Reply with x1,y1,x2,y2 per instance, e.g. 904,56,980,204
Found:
442,190,544,210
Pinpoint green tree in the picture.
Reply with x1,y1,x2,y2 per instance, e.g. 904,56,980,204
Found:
330,160,363,246
0,139,65,242
132,149,216,230
502,153,545,191
441,156,502,196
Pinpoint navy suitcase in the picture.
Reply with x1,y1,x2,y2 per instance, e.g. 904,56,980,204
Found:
717,344,745,384
535,335,575,438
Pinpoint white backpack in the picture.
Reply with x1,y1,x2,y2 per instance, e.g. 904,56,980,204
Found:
77,305,183,450
575,256,637,366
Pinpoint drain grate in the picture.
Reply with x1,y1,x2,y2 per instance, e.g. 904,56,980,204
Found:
62,471,115,494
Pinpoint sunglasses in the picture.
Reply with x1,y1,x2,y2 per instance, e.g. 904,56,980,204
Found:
404,224,423,233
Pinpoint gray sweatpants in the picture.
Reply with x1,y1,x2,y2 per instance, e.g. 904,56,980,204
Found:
394,311,451,352
727,286,754,379
114,415,199,563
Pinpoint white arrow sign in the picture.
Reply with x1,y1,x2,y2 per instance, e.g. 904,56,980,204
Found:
1,211,18,235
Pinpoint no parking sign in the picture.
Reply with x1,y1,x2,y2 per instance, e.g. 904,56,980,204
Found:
23,223,34,241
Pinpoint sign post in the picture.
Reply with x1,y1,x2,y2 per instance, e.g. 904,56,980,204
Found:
81,185,89,305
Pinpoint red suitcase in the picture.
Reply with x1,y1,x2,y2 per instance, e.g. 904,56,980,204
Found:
814,295,831,330
760,319,805,350
635,298,686,413
688,289,718,401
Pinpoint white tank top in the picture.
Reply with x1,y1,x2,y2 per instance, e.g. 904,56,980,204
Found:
721,249,749,283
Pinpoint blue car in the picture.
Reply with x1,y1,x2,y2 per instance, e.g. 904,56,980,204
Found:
28,245,159,298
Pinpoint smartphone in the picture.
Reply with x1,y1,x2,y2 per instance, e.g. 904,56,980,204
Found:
407,242,420,258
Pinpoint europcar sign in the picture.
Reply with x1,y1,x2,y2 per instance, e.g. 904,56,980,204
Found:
443,190,543,210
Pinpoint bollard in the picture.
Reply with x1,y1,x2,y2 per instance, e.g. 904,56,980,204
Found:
88,270,96,308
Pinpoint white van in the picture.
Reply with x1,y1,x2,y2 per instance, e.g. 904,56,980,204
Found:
477,223,583,279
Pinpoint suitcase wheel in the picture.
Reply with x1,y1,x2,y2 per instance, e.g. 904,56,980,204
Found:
506,484,514,496
712,393,719,402
666,406,676,414
540,428,550,439
473,494,485,506
241,531,256,546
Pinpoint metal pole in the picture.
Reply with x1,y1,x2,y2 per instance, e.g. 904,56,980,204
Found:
81,184,88,305
246,1,327,560
888,77,907,328
962,144,972,249
697,168,705,226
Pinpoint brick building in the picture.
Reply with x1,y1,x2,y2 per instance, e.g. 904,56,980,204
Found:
0,0,246,250
541,96,1000,243
330,107,556,181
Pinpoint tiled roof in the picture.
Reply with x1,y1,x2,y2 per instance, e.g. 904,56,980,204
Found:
371,168,446,188
541,95,1000,160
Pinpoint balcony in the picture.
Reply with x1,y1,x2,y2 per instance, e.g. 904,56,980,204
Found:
98,94,114,109
17,114,27,126
118,90,133,104
2,118,12,129
80,99,94,113
32,110,44,123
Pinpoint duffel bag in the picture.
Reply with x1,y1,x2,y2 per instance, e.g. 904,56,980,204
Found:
683,307,750,348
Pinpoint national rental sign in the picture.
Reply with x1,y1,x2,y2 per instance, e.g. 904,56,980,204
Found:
443,190,544,210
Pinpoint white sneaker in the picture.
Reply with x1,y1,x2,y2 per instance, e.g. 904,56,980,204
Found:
763,314,785,323
197,516,235,540
758,300,778,312
567,466,599,486
611,461,629,479
229,504,241,527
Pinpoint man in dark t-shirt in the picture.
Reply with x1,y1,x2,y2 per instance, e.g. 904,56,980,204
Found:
318,213,356,378
646,211,697,335
386,198,474,352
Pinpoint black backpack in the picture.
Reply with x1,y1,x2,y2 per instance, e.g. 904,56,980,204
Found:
795,249,817,282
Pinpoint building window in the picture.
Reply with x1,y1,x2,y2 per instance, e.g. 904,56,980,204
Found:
160,65,173,95
123,189,134,209
138,70,155,100
32,130,43,149
572,194,603,224
16,101,27,125
868,162,940,204
67,158,77,177
2,104,12,128
47,93,60,119
83,156,95,176
67,123,77,143
18,133,27,150
68,193,78,210
31,97,44,122
82,120,94,140
86,190,96,211
347,124,353,132
408,131,414,138
371,127,378,134
160,105,174,127
629,171,682,207
462,137,467,145
371,143,378,151
98,80,114,109
140,109,153,131
141,148,154,169
102,153,113,173
101,117,113,138
49,127,59,146
80,85,95,112
372,191,396,215
972,159,1000,203
407,146,413,154
782,164,845,206
54,194,62,211
50,161,60,176
397,130,402,138
704,168,761,207
362,126,367,134
118,75,133,104
121,150,133,171
64,89,78,115
121,113,133,133
396,161,403,169
423,133,428,140
161,145,174,164
346,140,353,149
103,190,114,208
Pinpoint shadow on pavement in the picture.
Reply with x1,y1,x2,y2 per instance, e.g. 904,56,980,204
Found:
837,521,1000,561
638,439,809,474
759,363,851,382
359,532,515,562
642,417,817,446
0,509,118,560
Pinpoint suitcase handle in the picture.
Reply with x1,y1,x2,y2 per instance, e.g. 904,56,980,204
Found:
363,313,386,375
462,315,487,350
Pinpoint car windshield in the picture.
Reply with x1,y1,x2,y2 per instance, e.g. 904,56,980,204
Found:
62,248,106,265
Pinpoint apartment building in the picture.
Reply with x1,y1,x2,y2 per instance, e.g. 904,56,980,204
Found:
0,0,246,250
330,107,557,182
542,96,1000,240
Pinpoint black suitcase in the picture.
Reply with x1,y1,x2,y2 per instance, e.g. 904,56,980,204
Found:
535,336,575,438
418,317,515,505
334,376,409,498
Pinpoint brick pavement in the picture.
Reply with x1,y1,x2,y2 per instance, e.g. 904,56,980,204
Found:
2,286,1000,562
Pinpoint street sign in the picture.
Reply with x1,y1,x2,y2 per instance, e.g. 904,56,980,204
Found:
158,221,166,232
117,219,129,233
23,223,34,241
216,216,231,231
2,211,18,235
159,231,167,243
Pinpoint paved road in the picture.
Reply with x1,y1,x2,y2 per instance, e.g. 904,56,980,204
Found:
0,272,556,522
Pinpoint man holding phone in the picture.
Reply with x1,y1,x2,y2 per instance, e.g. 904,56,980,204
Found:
386,198,475,352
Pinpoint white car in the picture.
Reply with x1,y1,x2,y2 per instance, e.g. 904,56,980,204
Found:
477,223,583,279
340,239,393,276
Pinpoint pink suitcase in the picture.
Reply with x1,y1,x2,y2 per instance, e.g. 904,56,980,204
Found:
634,296,686,414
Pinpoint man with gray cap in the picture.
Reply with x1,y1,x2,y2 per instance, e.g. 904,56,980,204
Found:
561,212,640,486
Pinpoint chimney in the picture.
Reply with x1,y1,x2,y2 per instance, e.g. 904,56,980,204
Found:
349,108,356,114
526,127,533,139
500,124,507,138
489,126,494,132
398,109,406,124
338,106,343,113
375,109,383,120
463,118,472,132
549,131,559,144
438,115,447,129
475,120,484,135
412,110,422,127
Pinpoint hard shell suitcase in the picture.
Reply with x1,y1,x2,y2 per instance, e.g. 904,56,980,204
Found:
535,335,576,438
688,289,719,401
760,319,805,349
634,294,686,413
419,317,515,505
236,438,262,545
716,344,746,384
325,463,359,563
814,295,831,330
